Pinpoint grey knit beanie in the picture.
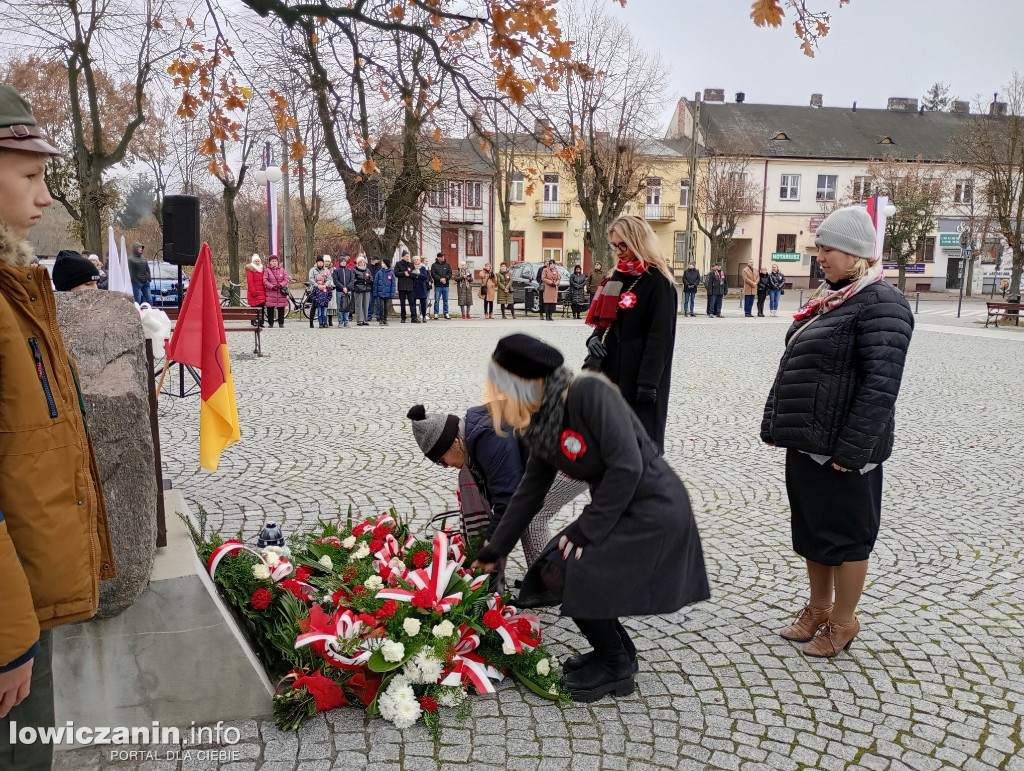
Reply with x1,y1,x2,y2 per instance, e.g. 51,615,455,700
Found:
814,206,878,261
407,405,461,463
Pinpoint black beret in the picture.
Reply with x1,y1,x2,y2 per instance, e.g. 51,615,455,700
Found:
492,334,564,380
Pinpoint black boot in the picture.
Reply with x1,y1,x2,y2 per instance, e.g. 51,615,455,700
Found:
563,621,638,674
564,619,636,703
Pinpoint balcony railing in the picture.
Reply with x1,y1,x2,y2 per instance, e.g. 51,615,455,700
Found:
634,203,677,222
438,206,484,225
534,201,572,220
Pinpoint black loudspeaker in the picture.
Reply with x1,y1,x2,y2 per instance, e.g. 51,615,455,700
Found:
162,195,201,266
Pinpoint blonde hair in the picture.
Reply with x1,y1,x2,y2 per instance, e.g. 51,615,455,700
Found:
484,376,542,436
608,216,675,285
849,258,871,281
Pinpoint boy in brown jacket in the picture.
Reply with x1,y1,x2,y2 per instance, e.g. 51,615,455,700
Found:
0,86,114,770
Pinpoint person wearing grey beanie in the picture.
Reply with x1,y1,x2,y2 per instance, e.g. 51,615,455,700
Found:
761,203,914,660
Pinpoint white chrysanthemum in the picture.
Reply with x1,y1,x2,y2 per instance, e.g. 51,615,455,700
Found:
263,551,281,567
381,639,405,663
502,641,516,656
436,687,467,708
548,685,558,695
252,564,271,580
536,658,550,676
318,555,333,571
342,536,356,549
431,620,455,639
364,575,383,592
378,679,420,728
404,650,443,684
350,544,370,561
402,618,422,636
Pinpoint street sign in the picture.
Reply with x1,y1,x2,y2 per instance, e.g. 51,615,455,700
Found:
771,252,801,262
809,216,824,234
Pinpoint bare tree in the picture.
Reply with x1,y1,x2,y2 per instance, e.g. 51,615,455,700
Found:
692,149,762,268
0,0,182,253
533,2,666,269
958,75,1024,299
864,157,949,292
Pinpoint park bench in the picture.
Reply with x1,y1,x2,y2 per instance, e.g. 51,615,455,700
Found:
985,301,1024,328
165,306,264,356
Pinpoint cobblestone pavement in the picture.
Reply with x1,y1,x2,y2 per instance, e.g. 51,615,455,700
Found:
58,303,1024,771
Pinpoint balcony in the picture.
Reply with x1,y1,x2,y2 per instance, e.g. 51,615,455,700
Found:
534,201,572,220
438,206,484,225
636,203,677,222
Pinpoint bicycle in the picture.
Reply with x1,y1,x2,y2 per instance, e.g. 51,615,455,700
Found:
220,282,248,308
286,282,313,320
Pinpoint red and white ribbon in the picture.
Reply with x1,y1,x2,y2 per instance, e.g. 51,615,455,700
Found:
486,594,539,654
439,624,503,694
295,609,372,669
207,540,296,584
352,513,396,537
377,531,464,612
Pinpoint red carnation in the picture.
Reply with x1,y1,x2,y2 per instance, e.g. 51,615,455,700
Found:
280,579,310,602
251,588,272,610
516,618,534,637
295,566,313,583
377,600,398,619
411,588,434,609
353,585,366,595
483,609,504,630
413,551,429,569
369,538,384,554
379,565,392,582
332,588,351,606
342,568,359,582
372,524,392,539
419,696,438,713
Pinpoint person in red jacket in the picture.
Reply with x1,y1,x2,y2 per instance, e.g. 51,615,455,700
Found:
246,254,267,326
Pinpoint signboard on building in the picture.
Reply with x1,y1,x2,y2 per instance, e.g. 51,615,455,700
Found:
939,233,962,248
771,252,801,262
809,215,824,234
883,263,926,274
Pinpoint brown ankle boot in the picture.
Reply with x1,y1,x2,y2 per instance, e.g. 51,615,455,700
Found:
779,604,832,642
804,617,859,658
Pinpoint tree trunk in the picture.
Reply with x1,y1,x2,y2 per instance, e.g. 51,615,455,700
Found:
303,213,315,271
78,171,105,255
223,185,241,306
1009,245,1024,300
966,257,975,297
897,259,907,293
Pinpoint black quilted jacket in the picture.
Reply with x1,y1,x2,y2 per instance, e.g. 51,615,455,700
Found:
760,281,914,470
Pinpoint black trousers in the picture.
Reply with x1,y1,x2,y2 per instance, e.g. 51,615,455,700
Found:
571,303,586,319
757,291,767,316
399,290,417,320
417,297,428,318
265,306,285,326
0,631,53,771
484,300,494,314
545,302,556,320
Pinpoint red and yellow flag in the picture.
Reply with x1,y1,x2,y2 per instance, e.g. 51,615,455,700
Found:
166,243,241,471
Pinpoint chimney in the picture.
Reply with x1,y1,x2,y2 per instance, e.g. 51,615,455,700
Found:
810,93,823,108
951,100,970,114
887,97,919,112
990,101,1008,116
703,88,725,103
675,97,688,138
735,92,746,104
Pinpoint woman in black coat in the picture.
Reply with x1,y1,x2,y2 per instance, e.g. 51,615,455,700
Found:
473,334,709,703
568,265,588,319
761,206,914,659
584,215,678,454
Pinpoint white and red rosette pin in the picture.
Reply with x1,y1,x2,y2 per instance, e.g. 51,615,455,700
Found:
560,430,587,461
618,292,637,309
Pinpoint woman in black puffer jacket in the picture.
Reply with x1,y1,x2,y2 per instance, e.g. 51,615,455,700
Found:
761,205,914,659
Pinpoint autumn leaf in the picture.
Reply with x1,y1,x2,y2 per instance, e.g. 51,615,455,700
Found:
362,158,378,175
750,0,784,28
801,40,815,57
431,127,443,141
816,21,829,37
198,136,218,156
290,139,307,162
430,156,442,172
389,5,405,20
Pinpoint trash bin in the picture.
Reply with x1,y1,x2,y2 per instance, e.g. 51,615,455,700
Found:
1009,295,1021,319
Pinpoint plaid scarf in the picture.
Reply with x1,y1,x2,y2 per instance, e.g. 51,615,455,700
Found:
794,263,884,320
585,259,646,329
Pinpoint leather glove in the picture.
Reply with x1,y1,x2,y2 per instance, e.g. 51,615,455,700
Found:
636,385,658,404
586,336,607,359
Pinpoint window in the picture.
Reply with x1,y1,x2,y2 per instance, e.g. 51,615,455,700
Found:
954,180,973,204
678,179,690,208
776,234,797,253
543,174,559,202
816,174,838,201
852,176,873,201
916,236,936,263
448,181,462,207
780,174,800,201
646,177,662,206
772,132,791,141
427,183,446,208
466,230,483,257
466,181,482,208
510,173,525,203
728,171,749,184
674,232,689,262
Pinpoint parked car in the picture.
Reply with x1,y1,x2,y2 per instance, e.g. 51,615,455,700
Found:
508,262,571,312
149,259,190,306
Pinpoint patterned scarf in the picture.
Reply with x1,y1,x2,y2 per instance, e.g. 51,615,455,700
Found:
793,263,884,320
585,258,647,329
522,366,575,460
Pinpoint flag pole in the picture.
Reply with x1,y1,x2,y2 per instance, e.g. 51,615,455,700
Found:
155,357,171,397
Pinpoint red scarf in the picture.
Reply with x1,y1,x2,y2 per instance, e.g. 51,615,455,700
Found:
585,259,647,329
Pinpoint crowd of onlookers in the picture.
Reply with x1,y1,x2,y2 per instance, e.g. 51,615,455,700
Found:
683,260,788,318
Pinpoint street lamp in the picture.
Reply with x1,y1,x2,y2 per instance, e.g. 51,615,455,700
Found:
252,142,283,265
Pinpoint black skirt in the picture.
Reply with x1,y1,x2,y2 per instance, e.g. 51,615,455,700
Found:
785,449,883,566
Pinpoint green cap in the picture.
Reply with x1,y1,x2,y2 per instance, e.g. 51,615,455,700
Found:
0,86,60,155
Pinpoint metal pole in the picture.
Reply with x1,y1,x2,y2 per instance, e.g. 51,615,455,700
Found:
281,135,293,277
956,252,966,318
145,338,167,548
684,93,701,267
915,292,920,314
798,289,804,307
263,142,272,259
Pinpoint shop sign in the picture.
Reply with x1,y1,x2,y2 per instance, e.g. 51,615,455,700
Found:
771,252,801,262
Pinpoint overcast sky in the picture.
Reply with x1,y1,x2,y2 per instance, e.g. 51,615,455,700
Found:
615,0,1023,124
